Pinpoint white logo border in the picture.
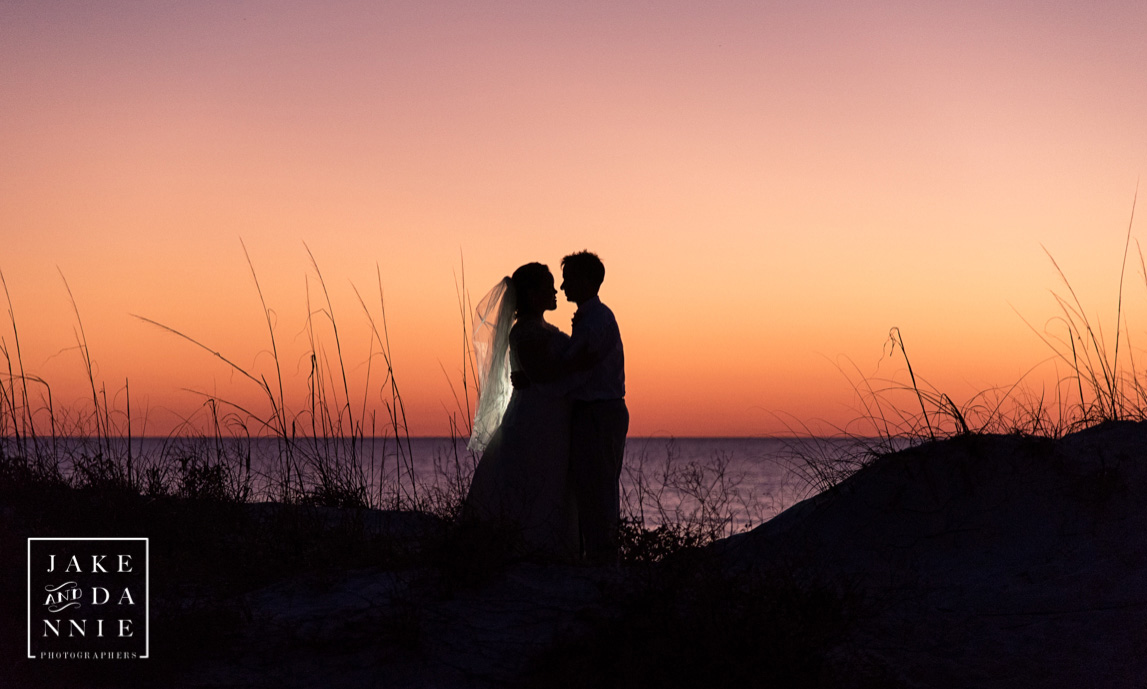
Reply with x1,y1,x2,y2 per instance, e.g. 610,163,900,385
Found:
26,537,150,660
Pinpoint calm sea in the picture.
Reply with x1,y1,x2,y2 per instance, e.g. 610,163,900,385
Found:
44,435,873,532
391,436,833,530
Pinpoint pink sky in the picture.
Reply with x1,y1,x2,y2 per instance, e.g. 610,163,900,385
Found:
2,1,1145,436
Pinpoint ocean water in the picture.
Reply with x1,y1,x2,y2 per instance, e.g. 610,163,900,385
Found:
36,435,874,532
620,437,840,531
387,436,825,531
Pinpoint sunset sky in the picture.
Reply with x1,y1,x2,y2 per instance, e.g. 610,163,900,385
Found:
2,0,1145,437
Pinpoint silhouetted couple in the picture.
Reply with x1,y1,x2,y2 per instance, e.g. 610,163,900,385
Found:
464,251,628,564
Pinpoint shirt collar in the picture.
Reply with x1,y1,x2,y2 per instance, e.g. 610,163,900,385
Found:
573,296,601,324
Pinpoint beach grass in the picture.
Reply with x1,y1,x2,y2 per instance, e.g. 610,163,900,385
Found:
3,208,1144,529
1,246,769,561
769,191,1143,500
2,218,1143,685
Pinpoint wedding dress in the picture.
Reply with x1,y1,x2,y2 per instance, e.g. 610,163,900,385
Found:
464,280,578,560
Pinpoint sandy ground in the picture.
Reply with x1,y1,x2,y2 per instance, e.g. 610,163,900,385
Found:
39,421,1147,688
186,561,617,688
720,421,1147,688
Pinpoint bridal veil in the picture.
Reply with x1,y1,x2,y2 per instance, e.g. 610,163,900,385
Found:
468,277,515,452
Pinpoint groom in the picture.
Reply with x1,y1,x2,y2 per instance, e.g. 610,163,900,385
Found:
559,251,629,564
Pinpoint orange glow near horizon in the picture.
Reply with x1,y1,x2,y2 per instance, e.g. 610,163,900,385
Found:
2,1,1145,437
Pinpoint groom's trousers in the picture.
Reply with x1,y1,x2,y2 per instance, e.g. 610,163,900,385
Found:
571,398,629,564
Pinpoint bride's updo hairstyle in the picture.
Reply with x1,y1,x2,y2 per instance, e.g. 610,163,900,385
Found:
510,262,552,318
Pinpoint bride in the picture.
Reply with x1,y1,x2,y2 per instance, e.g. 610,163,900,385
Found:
464,262,578,560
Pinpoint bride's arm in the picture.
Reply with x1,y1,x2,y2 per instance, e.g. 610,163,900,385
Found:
513,326,569,384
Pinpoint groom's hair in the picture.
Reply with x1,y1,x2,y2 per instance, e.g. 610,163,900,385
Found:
561,251,605,288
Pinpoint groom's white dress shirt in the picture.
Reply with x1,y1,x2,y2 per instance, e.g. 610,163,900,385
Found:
567,296,625,402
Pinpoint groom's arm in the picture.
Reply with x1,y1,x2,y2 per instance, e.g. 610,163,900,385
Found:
563,310,613,374
563,341,601,373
